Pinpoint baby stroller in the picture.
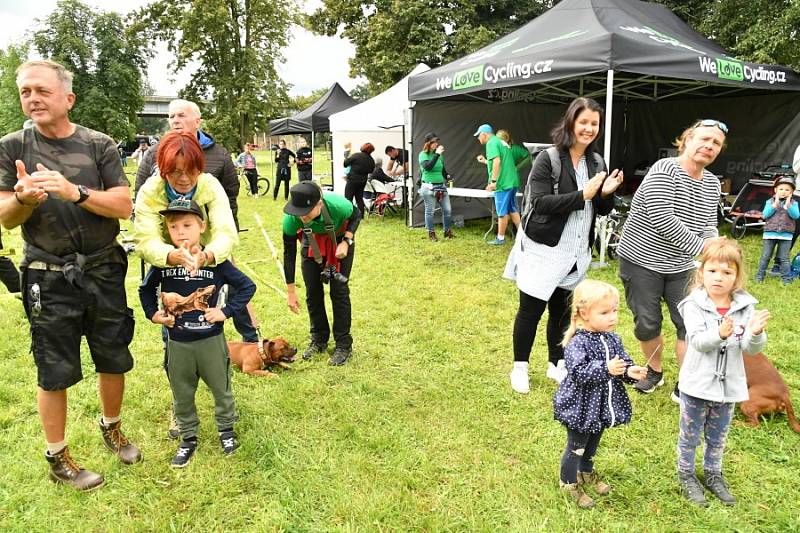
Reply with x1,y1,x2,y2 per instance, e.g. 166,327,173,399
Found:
726,164,797,239
725,178,776,239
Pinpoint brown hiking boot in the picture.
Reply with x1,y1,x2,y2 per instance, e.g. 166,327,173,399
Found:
100,419,143,465
46,446,104,491
428,231,438,242
578,471,611,495
560,481,595,509
444,229,455,239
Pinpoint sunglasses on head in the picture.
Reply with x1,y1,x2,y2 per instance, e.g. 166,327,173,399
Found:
695,119,729,134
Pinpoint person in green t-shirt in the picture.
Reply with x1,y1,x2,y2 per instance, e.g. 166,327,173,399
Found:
418,132,455,241
282,182,362,366
474,124,521,245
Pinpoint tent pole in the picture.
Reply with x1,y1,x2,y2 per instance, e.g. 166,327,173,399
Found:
593,69,615,270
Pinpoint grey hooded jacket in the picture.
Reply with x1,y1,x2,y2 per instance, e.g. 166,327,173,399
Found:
677,287,767,403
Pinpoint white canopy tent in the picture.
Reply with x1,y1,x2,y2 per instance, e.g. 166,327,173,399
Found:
329,64,430,194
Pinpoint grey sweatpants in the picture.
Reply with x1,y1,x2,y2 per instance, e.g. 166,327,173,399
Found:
166,334,237,440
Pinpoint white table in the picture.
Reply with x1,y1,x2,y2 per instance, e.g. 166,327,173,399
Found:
447,187,522,240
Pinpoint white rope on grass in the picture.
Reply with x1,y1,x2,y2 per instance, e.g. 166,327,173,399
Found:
254,213,287,284
240,263,287,299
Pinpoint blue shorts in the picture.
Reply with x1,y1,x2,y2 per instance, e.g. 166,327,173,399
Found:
494,188,518,217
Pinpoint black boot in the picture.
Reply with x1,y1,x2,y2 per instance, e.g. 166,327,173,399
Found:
428,231,438,242
444,229,455,239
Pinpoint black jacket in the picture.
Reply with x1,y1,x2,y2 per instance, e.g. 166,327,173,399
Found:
524,147,614,247
343,151,376,183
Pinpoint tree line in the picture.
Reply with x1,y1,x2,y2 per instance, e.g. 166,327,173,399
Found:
1,0,798,150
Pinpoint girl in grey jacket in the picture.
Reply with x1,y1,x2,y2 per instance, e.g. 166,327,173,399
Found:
676,238,771,507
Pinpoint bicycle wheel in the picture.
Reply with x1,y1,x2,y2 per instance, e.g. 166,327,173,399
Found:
731,215,747,239
256,178,270,196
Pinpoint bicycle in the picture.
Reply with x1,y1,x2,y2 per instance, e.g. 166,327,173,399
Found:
238,167,270,197
594,195,630,261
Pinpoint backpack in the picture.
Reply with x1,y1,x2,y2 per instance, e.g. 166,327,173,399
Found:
520,146,604,233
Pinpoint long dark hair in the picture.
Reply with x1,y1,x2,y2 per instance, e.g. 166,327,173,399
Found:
550,97,604,152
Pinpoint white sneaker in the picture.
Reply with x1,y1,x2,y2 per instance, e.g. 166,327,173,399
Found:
510,366,530,394
546,361,567,384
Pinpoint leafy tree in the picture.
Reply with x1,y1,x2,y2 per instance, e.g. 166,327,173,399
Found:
285,86,331,115
348,82,373,103
32,0,148,141
135,0,299,151
308,1,553,93
0,44,29,137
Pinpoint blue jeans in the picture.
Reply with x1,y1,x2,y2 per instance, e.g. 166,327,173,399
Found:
677,392,734,474
757,238,792,282
419,186,451,232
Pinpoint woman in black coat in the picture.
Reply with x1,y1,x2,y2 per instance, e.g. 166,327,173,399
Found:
343,142,376,215
503,97,624,394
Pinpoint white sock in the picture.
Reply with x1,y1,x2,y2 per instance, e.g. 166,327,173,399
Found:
496,234,505,241
513,361,528,372
102,415,121,427
47,441,66,455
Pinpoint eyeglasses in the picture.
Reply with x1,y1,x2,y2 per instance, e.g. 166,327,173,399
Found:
695,119,729,134
166,168,196,180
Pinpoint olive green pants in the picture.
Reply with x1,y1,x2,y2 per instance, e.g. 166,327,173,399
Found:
166,334,237,441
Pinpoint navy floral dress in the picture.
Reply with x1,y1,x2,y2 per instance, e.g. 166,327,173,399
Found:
553,330,638,434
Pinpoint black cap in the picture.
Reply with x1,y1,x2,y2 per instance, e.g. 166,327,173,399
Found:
424,132,439,143
159,197,204,219
284,182,322,216
774,175,796,190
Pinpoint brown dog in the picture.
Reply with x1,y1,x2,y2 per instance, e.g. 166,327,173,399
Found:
227,337,297,377
740,352,800,433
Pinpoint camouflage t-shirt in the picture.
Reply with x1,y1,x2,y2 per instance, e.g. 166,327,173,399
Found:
0,125,129,261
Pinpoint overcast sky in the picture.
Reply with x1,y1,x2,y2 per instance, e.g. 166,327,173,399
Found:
0,0,358,96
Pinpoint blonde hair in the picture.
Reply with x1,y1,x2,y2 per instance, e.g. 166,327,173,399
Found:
562,279,620,346
673,120,727,154
496,129,514,144
692,237,745,293
16,60,73,93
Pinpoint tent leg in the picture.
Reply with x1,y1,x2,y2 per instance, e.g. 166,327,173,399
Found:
593,69,614,270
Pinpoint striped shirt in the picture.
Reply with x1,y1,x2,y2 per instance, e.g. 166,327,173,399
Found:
617,158,719,274
504,157,593,300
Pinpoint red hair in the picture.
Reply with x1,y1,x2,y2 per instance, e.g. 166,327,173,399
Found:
157,131,206,179
360,142,375,154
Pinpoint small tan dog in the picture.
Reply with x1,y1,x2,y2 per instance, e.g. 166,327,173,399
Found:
740,352,800,433
227,337,297,377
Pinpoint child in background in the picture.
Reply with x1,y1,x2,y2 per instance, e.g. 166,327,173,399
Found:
677,238,770,506
139,198,256,467
553,279,647,509
755,176,799,284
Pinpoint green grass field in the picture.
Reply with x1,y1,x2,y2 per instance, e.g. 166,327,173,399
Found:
1,167,799,531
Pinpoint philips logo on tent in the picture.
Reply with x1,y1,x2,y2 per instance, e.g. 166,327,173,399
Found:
452,65,484,90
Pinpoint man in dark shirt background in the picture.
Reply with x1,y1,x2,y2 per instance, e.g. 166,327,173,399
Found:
296,137,313,182
274,139,295,200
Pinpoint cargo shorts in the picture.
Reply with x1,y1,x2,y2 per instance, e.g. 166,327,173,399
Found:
22,262,135,391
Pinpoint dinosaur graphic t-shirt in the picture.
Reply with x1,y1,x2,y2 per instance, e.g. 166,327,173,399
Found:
139,260,256,342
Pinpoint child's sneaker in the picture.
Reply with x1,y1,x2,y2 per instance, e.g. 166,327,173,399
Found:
487,238,506,246
577,471,611,495
219,430,239,456
171,440,197,468
678,471,708,506
671,383,681,404
559,481,595,509
704,470,736,506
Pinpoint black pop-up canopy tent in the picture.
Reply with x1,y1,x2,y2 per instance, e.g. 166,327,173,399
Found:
270,83,357,136
407,0,800,226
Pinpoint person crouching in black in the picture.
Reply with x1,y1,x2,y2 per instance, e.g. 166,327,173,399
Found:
343,142,376,215
282,182,362,366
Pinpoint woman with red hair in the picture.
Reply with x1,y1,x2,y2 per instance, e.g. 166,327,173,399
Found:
343,142,376,214
133,131,238,273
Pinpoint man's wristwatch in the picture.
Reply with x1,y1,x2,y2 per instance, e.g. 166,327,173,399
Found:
74,184,90,204
343,237,354,246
